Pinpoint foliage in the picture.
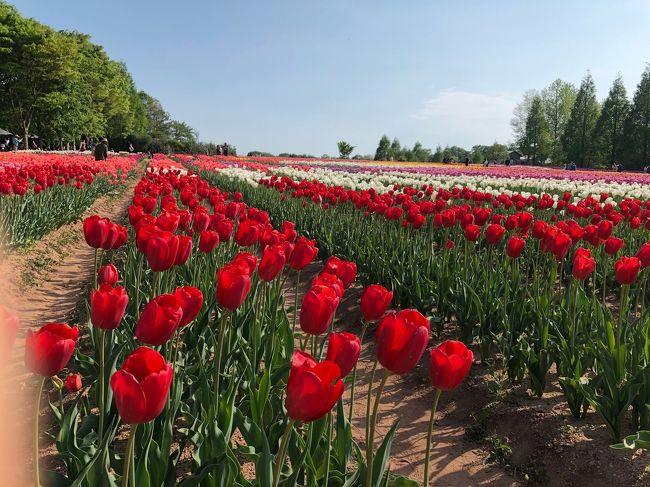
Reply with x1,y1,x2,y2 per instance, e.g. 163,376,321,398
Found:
594,76,629,166
0,2,203,152
337,140,355,158
521,96,551,164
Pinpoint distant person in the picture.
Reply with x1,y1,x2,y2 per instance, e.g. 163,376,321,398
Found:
616,162,623,172
464,157,470,166
216,144,222,155
147,144,154,158
128,142,134,153
94,138,108,161
9,134,18,152
569,161,577,171
80,140,87,152
223,142,229,157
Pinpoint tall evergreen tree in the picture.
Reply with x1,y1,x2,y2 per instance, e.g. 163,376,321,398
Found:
541,79,576,163
522,96,551,164
623,66,650,169
562,73,600,166
374,135,390,161
594,75,629,166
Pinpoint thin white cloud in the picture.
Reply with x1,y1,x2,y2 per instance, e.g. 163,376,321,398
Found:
411,88,517,146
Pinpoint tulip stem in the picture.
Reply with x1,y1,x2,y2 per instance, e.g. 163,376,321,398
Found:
122,424,138,487
423,388,442,487
348,320,370,424
366,368,389,487
98,328,105,444
213,311,229,404
93,248,99,290
323,412,333,487
364,359,379,448
34,376,45,487
272,418,295,487
292,271,301,333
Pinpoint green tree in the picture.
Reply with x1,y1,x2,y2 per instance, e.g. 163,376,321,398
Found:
623,65,650,169
594,75,629,166
411,141,431,162
541,79,576,163
522,96,551,164
562,73,601,166
511,89,538,148
337,140,355,159
0,3,79,144
388,138,401,160
374,135,390,160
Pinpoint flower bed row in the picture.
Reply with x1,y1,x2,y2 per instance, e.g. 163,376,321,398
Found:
0,153,140,247
7,164,472,486
198,165,650,445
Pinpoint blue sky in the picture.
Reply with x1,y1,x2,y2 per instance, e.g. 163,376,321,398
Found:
9,0,650,156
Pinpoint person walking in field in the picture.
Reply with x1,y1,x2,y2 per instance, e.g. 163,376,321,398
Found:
94,138,108,161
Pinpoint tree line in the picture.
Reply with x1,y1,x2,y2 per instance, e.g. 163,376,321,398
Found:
0,2,219,153
372,135,509,163
512,66,650,169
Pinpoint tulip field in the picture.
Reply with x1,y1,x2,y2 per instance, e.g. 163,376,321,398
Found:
2,151,650,486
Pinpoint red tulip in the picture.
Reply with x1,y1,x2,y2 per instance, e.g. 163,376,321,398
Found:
198,230,220,253
83,215,110,249
172,286,204,327
635,242,650,268
64,373,83,393
91,284,129,330
446,239,455,250
312,272,344,299
258,244,286,282
174,235,193,266
299,284,340,335
572,248,596,280
216,263,252,311
235,220,260,247
360,284,393,321
135,294,184,345
326,332,361,377
98,264,119,286
281,220,298,243
604,236,624,256
532,220,548,239
506,236,526,259
598,220,613,239
615,256,641,285
485,224,505,245
192,211,210,233
428,340,473,390
231,252,258,275
464,224,481,242
156,211,179,232
289,236,318,270
376,309,430,375
110,346,173,424
323,256,357,289
286,350,344,422
145,230,179,272
25,323,79,376
215,219,234,242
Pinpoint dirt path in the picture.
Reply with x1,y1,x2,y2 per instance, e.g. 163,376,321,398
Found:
0,176,139,367
284,263,650,486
